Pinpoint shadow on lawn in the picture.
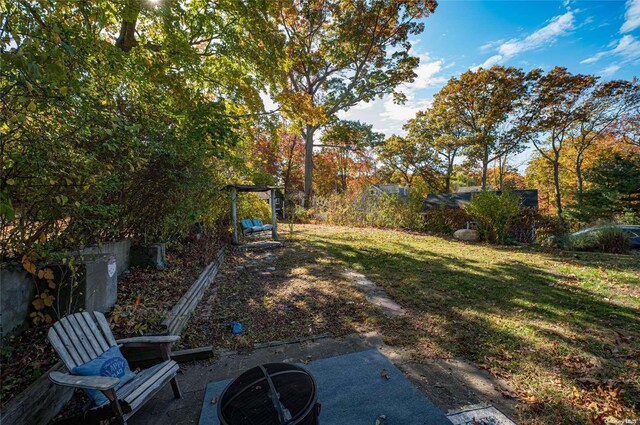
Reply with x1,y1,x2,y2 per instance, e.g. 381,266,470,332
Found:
301,231,640,422
181,241,385,350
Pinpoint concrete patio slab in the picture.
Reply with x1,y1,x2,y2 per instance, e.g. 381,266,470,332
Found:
129,332,518,425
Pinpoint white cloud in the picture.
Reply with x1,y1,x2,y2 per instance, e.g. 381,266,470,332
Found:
600,64,621,76
410,55,446,89
580,52,606,64
621,0,640,33
613,34,640,61
475,11,575,68
580,34,640,65
498,12,575,57
380,94,433,123
352,101,374,111
476,54,503,70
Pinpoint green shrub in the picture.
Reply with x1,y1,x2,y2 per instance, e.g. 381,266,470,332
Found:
423,206,469,235
467,191,521,244
237,193,272,223
570,226,630,254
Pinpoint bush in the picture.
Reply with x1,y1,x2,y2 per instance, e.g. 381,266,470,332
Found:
467,191,521,244
569,226,630,254
423,206,470,235
309,192,424,230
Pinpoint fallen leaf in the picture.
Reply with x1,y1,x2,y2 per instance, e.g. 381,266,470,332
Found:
210,396,218,404
380,369,390,380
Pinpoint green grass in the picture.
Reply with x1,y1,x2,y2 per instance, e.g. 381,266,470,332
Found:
295,224,640,424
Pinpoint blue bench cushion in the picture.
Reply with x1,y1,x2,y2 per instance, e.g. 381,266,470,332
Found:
240,219,254,230
252,219,264,226
71,346,136,406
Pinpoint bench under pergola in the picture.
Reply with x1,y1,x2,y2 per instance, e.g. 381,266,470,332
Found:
227,184,279,244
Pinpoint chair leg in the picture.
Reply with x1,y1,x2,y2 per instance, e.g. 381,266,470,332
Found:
105,389,127,425
170,376,182,399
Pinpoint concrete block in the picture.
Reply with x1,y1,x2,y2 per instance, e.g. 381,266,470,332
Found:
83,254,118,312
38,255,118,318
0,268,35,339
130,243,166,269
81,239,131,277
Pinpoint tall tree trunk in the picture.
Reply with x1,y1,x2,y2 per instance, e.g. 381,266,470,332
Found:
552,158,563,220
481,144,489,190
445,160,453,193
302,125,316,207
575,152,584,205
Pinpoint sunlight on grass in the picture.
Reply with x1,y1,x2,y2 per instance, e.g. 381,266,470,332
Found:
295,224,640,424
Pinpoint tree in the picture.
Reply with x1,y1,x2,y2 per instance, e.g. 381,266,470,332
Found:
519,67,597,220
430,65,533,189
567,80,640,204
577,152,640,222
618,110,640,148
405,108,466,192
272,0,438,205
376,135,441,190
0,0,278,255
319,120,382,192
253,122,305,194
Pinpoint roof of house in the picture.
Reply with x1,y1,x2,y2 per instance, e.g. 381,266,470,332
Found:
225,184,280,192
422,189,539,210
456,186,484,193
370,184,409,197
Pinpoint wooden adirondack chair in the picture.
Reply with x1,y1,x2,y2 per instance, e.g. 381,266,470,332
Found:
47,311,182,424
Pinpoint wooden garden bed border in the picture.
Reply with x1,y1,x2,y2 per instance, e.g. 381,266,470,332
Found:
162,247,225,336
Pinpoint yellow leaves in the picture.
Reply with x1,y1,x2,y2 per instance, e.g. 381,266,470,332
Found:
29,311,53,325
21,255,36,275
275,89,328,126
32,292,55,310
27,101,36,112
32,298,45,310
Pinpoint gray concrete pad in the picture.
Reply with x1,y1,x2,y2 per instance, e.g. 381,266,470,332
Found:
130,332,518,425
129,333,383,425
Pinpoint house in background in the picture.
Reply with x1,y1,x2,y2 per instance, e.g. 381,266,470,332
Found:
367,184,410,200
455,186,484,193
422,189,539,210
256,190,286,218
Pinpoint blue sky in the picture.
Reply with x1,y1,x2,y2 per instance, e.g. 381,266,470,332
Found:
338,0,640,169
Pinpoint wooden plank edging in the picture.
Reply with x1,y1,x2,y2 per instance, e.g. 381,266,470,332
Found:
162,247,225,336
0,362,74,425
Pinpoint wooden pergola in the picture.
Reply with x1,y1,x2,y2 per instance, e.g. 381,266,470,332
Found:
226,184,280,244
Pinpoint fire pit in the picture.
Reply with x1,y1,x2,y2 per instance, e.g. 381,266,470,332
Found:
217,363,320,425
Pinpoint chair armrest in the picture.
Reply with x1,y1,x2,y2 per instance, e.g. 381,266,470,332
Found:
49,371,119,391
116,335,180,346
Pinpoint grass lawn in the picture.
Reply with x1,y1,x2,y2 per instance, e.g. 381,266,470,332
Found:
296,224,639,424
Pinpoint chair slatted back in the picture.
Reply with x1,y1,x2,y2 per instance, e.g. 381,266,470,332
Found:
47,311,117,369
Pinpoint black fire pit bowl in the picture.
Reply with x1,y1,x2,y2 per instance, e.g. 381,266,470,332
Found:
217,363,320,425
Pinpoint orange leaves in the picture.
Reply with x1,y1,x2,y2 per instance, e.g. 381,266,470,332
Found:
571,379,633,423
562,353,595,370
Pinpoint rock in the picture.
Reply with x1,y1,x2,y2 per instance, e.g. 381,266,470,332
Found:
453,229,480,242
